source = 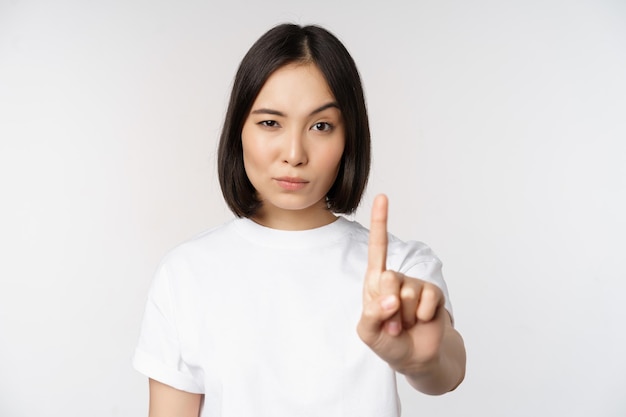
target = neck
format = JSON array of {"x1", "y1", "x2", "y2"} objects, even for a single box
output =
[{"x1": 251, "y1": 202, "x2": 338, "y2": 231}]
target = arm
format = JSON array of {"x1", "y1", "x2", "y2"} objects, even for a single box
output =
[
  {"x1": 400, "y1": 310, "x2": 466, "y2": 395},
  {"x1": 357, "y1": 194, "x2": 466, "y2": 395},
  {"x1": 148, "y1": 378, "x2": 203, "y2": 417}
]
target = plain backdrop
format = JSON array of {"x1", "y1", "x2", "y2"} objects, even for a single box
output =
[{"x1": 1, "y1": 0, "x2": 625, "y2": 416}]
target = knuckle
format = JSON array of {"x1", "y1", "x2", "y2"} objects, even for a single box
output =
[
  {"x1": 381, "y1": 270, "x2": 400, "y2": 284},
  {"x1": 421, "y1": 284, "x2": 442, "y2": 303},
  {"x1": 400, "y1": 285, "x2": 417, "y2": 301},
  {"x1": 380, "y1": 271, "x2": 393, "y2": 282}
]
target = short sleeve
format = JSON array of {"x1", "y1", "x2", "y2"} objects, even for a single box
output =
[
  {"x1": 389, "y1": 239, "x2": 455, "y2": 323},
  {"x1": 132, "y1": 263, "x2": 204, "y2": 393},
  {"x1": 404, "y1": 258, "x2": 454, "y2": 321}
]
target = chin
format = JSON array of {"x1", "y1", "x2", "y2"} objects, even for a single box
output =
[{"x1": 264, "y1": 195, "x2": 326, "y2": 212}]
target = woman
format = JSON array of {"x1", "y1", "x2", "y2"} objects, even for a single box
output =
[{"x1": 134, "y1": 23, "x2": 465, "y2": 417}]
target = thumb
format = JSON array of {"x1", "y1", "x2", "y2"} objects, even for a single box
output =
[{"x1": 357, "y1": 295, "x2": 400, "y2": 344}]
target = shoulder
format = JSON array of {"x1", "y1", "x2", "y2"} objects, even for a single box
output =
[
  {"x1": 386, "y1": 234, "x2": 441, "y2": 269},
  {"x1": 340, "y1": 217, "x2": 370, "y2": 245},
  {"x1": 146, "y1": 220, "x2": 245, "y2": 300},
  {"x1": 342, "y1": 218, "x2": 441, "y2": 270},
  {"x1": 345, "y1": 217, "x2": 438, "y2": 255},
  {"x1": 151, "y1": 219, "x2": 243, "y2": 286},
  {"x1": 162, "y1": 220, "x2": 238, "y2": 263}
]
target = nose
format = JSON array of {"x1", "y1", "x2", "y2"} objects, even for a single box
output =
[{"x1": 283, "y1": 130, "x2": 308, "y2": 166}]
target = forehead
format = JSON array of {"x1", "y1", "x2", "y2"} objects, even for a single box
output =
[{"x1": 252, "y1": 63, "x2": 337, "y2": 112}]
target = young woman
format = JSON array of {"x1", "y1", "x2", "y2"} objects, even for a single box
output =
[{"x1": 134, "y1": 23, "x2": 466, "y2": 417}]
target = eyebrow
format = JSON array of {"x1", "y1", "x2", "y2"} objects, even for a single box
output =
[{"x1": 250, "y1": 101, "x2": 340, "y2": 117}]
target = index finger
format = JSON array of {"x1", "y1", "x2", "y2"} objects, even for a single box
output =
[{"x1": 367, "y1": 194, "x2": 389, "y2": 273}]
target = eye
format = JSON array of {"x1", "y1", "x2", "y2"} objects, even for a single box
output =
[
  {"x1": 311, "y1": 122, "x2": 333, "y2": 132},
  {"x1": 259, "y1": 120, "x2": 279, "y2": 128}
]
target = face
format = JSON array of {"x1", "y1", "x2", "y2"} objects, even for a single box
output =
[{"x1": 241, "y1": 63, "x2": 345, "y2": 230}]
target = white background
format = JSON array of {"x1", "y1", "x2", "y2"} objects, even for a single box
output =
[{"x1": 1, "y1": 0, "x2": 625, "y2": 416}]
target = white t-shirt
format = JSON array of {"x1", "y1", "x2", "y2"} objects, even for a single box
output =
[{"x1": 133, "y1": 216, "x2": 452, "y2": 417}]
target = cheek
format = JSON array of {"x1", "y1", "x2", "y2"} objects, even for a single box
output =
[
  {"x1": 324, "y1": 142, "x2": 345, "y2": 173},
  {"x1": 315, "y1": 145, "x2": 344, "y2": 191}
]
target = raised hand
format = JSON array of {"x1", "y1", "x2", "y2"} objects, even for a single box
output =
[{"x1": 356, "y1": 194, "x2": 447, "y2": 375}]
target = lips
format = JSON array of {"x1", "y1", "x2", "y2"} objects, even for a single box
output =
[{"x1": 274, "y1": 176, "x2": 309, "y2": 191}]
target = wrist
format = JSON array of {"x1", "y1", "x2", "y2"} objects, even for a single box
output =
[
  {"x1": 398, "y1": 347, "x2": 465, "y2": 395},
  {"x1": 390, "y1": 350, "x2": 442, "y2": 377}
]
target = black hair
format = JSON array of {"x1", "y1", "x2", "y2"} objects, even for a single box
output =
[{"x1": 218, "y1": 23, "x2": 370, "y2": 217}]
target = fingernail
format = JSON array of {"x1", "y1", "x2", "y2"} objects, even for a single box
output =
[{"x1": 381, "y1": 296, "x2": 397, "y2": 310}]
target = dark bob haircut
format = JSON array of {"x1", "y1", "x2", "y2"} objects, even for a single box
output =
[{"x1": 218, "y1": 23, "x2": 371, "y2": 217}]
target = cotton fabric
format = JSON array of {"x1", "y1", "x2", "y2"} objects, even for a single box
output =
[{"x1": 133, "y1": 216, "x2": 452, "y2": 416}]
